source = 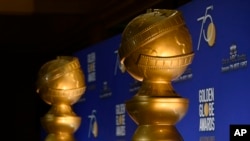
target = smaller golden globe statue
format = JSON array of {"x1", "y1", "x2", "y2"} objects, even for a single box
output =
[
  {"x1": 119, "y1": 9, "x2": 194, "y2": 141},
  {"x1": 36, "y1": 56, "x2": 86, "y2": 141}
]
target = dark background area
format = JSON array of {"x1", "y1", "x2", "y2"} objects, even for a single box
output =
[{"x1": 3, "y1": 0, "x2": 191, "y2": 140}]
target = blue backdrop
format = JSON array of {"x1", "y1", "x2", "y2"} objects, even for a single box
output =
[{"x1": 72, "y1": 0, "x2": 250, "y2": 141}]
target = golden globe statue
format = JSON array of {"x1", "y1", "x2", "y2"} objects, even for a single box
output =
[
  {"x1": 118, "y1": 9, "x2": 194, "y2": 140},
  {"x1": 36, "y1": 56, "x2": 86, "y2": 141}
]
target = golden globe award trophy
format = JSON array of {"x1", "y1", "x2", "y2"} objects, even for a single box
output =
[
  {"x1": 118, "y1": 9, "x2": 194, "y2": 140},
  {"x1": 36, "y1": 56, "x2": 86, "y2": 141}
]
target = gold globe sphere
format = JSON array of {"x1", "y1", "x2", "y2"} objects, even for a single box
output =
[
  {"x1": 37, "y1": 56, "x2": 86, "y2": 105},
  {"x1": 119, "y1": 9, "x2": 194, "y2": 82}
]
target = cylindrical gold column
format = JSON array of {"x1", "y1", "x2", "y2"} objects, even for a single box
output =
[
  {"x1": 119, "y1": 9, "x2": 194, "y2": 140},
  {"x1": 36, "y1": 56, "x2": 86, "y2": 141}
]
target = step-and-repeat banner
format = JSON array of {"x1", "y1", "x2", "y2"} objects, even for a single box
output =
[{"x1": 72, "y1": 0, "x2": 249, "y2": 140}]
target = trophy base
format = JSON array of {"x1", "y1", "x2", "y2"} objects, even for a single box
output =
[
  {"x1": 132, "y1": 125, "x2": 183, "y2": 141},
  {"x1": 41, "y1": 115, "x2": 81, "y2": 141},
  {"x1": 45, "y1": 133, "x2": 75, "y2": 141},
  {"x1": 126, "y1": 96, "x2": 188, "y2": 141}
]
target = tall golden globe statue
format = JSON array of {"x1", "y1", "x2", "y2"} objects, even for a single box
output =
[
  {"x1": 36, "y1": 56, "x2": 86, "y2": 141},
  {"x1": 118, "y1": 9, "x2": 194, "y2": 140}
]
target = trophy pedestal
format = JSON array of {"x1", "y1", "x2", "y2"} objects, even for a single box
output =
[
  {"x1": 133, "y1": 125, "x2": 183, "y2": 141},
  {"x1": 41, "y1": 114, "x2": 81, "y2": 141},
  {"x1": 126, "y1": 88, "x2": 188, "y2": 141}
]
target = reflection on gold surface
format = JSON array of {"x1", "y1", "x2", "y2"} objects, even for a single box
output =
[
  {"x1": 119, "y1": 9, "x2": 194, "y2": 141},
  {"x1": 36, "y1": 56, "x2": 86, "y2": 141}
]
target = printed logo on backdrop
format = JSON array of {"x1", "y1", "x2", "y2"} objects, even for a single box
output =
[
  {"x1": 116, "y1": 104, "x2": 126, "y2": 137},
  {"x1": 77, "y1": 52, "x2": 97, "y2": 102},
  {"x1": 197, "y1": 5, "x2": 216, "y2": 51},
  {"x1": 88, "y1": 109, "x2": 98, "y2": 138},
  {"x1": 221, "y1": 44, "x2": 248, "y2": 72},
  {"x1": 87, "y1": 52, "x2": 96, "y2": 82},
  {"x1": 99, "y1": 81, "x2": 112, "y2": 98},
  {"x1": 199, "y1": 87, "x2": 215, "y2": 140},
  {"x1": 87, "y1": 52, "x2": 97, "y2": 92},
  {"x1": 173, "y1": 67, "x2": 193, "y2": 83},
  {"x1": 114, "y1": 50, "x2": 126, "y2": 75}
]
